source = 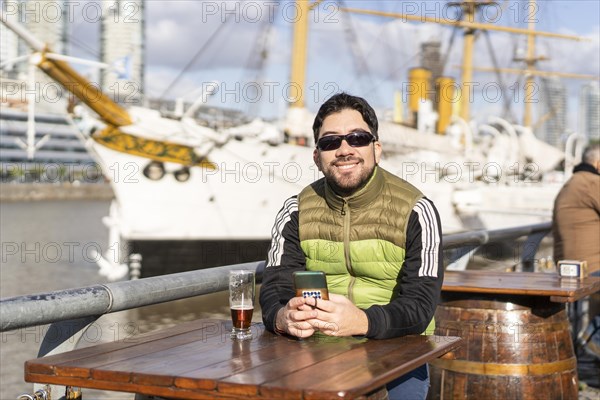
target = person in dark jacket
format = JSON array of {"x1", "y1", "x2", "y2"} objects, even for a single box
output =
[
  {"x1": 259, "y1": 93, "x2": 443, "y2": 400},
  {"x1": 553, "y1": 144, "x2": 600, "y2": 363}
]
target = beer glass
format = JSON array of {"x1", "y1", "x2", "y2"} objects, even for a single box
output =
[{"x1": 229, "y1": 270, "x2": 255, "y2": 340}]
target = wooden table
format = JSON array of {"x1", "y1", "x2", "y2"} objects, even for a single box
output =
[
  {"x1": 429, "y1": 270, "x2": 600, "y2": 400},
  {"x1": 25, "y1": 319, "x2": 462, "y2": 400},
  {"x1": 441, "y1": 270, "x2": 600, "y2": 303}
]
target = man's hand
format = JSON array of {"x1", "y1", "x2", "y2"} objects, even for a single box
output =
[
  {"x1": 307, "y1": 293, "x2": 369, "y2": 336},
  {"x1": 275, "y1": 297, "x2": 319, "y2": 338}
]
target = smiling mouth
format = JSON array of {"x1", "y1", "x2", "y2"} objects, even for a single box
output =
[
  {"x1": 336, "y1": 163, "x2": 357, "y2": 170},
  {"x1": 332, "y1": 157, "x2": 362, "y2": 170}
]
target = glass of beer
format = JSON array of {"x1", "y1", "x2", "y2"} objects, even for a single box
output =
[{"x1": 229, "y1": 270, "x2": 255, "y2": 340}]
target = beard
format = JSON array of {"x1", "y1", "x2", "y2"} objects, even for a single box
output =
[{"x1": 323, "y1": 156, "x2": 376, "y2": 197}]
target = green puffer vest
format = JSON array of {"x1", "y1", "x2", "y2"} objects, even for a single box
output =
[{"x1": 298, "y1": 167, "x2": 434, "y2": 333}]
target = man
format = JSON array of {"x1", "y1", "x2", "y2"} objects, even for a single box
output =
[
  {"x1": 553, "y1": 144, "x2": 600, "y2": 362},
  {"x1": 259, "y1": 93, "x2": 443, "y2": 399}
]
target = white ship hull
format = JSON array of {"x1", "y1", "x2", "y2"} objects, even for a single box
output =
[
  {"x1": 452, "y1": 182, "x2": 563, "y2": 230},
  {"x1": 92, "y1": 137, "x2": 319, "y2": 241}
]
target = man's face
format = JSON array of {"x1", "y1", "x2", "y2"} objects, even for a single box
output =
[{"x1": 313, "y1": 109, "x2": 382, "y2": 196}]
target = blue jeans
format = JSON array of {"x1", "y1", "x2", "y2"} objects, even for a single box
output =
[{"x1": 386, "y1": 364, "x2": 429, "y2": 400}]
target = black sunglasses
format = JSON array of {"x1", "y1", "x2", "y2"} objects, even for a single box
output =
[{"x1": 316, "y1": 131, "x2": 375, "y2": 151}]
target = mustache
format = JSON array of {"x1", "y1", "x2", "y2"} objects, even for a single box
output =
[{"x1": 331, "y1": 156, "x2": 363, "y2": 166}]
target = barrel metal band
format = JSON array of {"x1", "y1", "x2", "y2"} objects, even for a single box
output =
[{"x1": 430, "y1": 357, "x2": 577, "y2": 376}]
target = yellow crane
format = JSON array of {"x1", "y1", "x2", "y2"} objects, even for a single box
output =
[{"x1": 0, "y1": 10, "x2": 215, "y2": 169}]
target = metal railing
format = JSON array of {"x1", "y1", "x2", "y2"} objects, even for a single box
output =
[
  {"x1": 1, "y1": 261, "x2": 265, "y2": 332},
  {"x1": 1, "y1": 222, "x2": 552, "y2": 333},
  {"x1": 444, "y1": 221, "x2": 552, "y2": 271}
]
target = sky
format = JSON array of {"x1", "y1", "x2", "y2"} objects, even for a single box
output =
[{"x1": 11, "y1": 0, "x2": 600, "y2": 131}]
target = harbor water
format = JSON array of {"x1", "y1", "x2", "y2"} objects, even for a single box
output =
[{"x1": 0, "y1": 199, "x2": 251, "y2": 400}]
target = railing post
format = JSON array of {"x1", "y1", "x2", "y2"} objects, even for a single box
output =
[
  {"x1": 446, "y1": 245, "x2": 480, "y2": 271},
  {"x1": 520, "y1": 230, "x2": 551, "y2": 272},
  {"x1": 33, "y1": 316, "x2": 99, "y2": 400},
  {"x1": 38, "y1": 316, "x2": 99, "y2": 357}
]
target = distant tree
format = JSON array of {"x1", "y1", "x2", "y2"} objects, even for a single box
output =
[{"x1": 9, "y1": 165, "x2": 25, "y2": 183}]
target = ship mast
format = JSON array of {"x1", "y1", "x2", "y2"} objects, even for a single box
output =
[
  {"x1": 458, "y1": 0, "x2": 478, "y2": 122},
  {"x1": 511, "y1": 0, "x2": 548, "y2": 128},
  {"x1": 524, "y1": 0, "x2": 537, "y2": 127},
  {"x1": 469, "y1": 0, "x2": 597, "y2": 128},
  {"x1": 289, "y1": 0, "x2": 311, "y2": 109},
  {"x1": 343, "y1": 1, "x2": 585, "y2": 123}
]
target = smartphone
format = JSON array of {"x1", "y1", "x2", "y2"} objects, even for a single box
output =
[{"x1": 293, "y1": 271, "x2": 329, "y2": 300}]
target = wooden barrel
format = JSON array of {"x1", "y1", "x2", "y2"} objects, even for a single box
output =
[{"x1": 429, "y1": 295, "x2": 578, "y2": 400}]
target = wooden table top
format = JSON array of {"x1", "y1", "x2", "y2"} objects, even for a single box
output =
[
  {"x1": 442, "y1": 270, "x2": 600, "y2": 303},
  {"x1": 25, "y1": 319, "x2": 462, "y2": 400}
]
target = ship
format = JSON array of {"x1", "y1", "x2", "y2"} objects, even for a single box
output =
[{"x1": 0, "y1": 1, "x2": 594, "y2": 278}]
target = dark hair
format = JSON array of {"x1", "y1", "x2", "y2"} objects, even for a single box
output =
[{"x1": 312, "y1": 93, "x2": 378, "y2": 143}]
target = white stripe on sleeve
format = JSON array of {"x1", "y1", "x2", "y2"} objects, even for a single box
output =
[
  {"x1": 266, "y1": 197, "x2": 298, "y2": 268},
  {"x1": 413, "y1": 198, "x2": 441, "y2": 277}
]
